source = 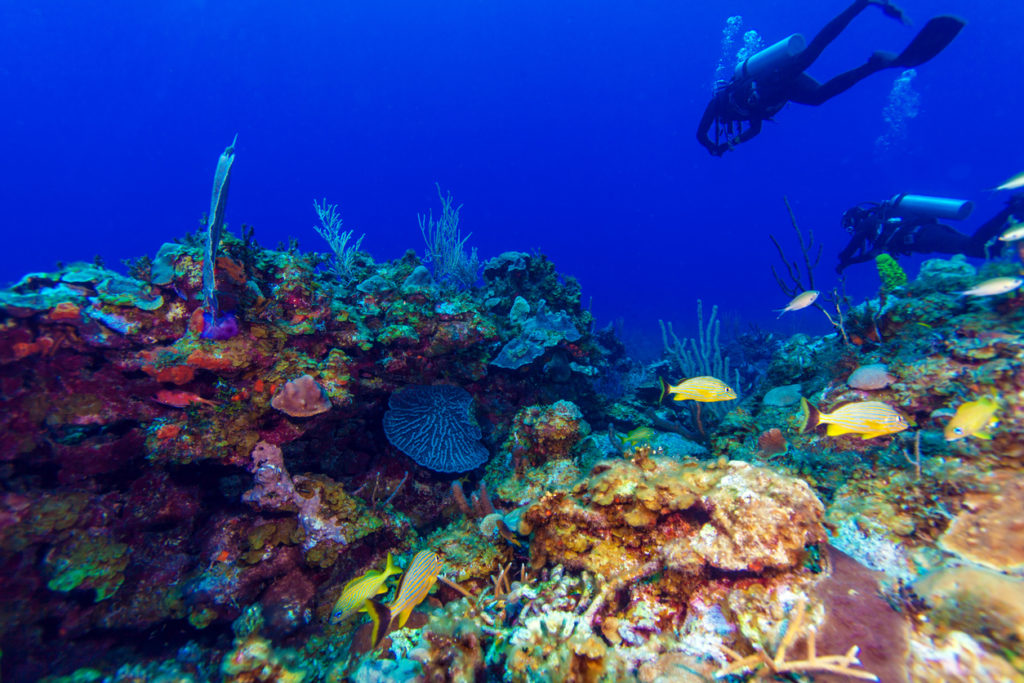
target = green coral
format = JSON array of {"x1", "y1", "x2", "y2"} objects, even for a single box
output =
[
  {"x1": 875, "y1": 253, "x2": 908, "y2": 293},
  {"x1": 44, "y1": 529, "x2": 129, "y2": 601}
]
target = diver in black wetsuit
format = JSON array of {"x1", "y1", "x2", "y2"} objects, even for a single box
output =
[
  {"x1": 835, "y1": 194, "x2": 1024, "y2": 273},
  {"x1": 697, "y1": 0, "x2": 965, "y2": 156}
]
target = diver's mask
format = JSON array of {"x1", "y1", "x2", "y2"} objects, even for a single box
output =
[{"x1": 841, "y1": 208, "x2": 863, "y2": 234}]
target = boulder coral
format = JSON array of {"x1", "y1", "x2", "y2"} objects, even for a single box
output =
[
  {"x1": 522, "y1": 454, "x2": 826, "y2": 586},
  {"x1": 505, "y1": 399, "x2": 591, "y2": 470}
]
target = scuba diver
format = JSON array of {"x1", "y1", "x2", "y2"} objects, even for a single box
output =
[
  {"x1": 697, "y1": 0, "x2": 965, "y2": 156},
  {"x1": 835, "y1": 194, "x2": 1024, "y2": 273}
]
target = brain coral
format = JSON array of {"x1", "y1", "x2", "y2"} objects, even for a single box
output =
[{"x1": 383, "y1": 384, "x2": 489, "y2": 473}]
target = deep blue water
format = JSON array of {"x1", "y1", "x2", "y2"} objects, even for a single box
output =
[{"x1": 2, "y1": 0, "x2": 1021, "y2": 354}]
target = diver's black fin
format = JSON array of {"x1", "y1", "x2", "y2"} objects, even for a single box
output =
[
  {"x1": 893, "y1": 16, "x2": 965, "y2": 68},
  {"x1": 873, "y1": 0, "x2": 909, "y2": 26}
]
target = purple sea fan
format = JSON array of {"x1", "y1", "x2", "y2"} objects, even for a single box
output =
[
  {"x1": 383, "y1": 384, "x2": 489, "y2": 473},
  {"x1": 200, "y1": 311, "x2": 239, "y2": 340}
]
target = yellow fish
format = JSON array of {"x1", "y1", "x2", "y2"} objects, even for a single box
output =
[
  {"x1": 998, "y1": 220, "x2": 1024, "y2": 242},
  {"x1": 367, "y1": 550, "x2": 442, "y2": 647},
  {"x1": 800, "y1": 397, "x2": 908, "y2": 439},
  {"x1": 944, "y1": 396, "x2": 1000, "y2": 441},
  {"x1": 775, "y1": 290, "x2": 819, "y2": 318},
  {"x1": 622, "y1": 426, "x2": 656, "y2": 447},
  {"x1": 992, "y1": 170, "x2": 1024, "y2": 192},
  {"x1": 958, "y1": 277, "x2": 1024, "y2": 297},
  {"x1": 661, "y1": 376, "x2": 737, "y2": 403},
  {"x1": 329, "y1": 553, "x2": 401, "y2": 624}
]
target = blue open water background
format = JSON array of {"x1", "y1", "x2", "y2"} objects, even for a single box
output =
[{"x1": 2, "y1": 0, "x2": 1021, "y2": 353}]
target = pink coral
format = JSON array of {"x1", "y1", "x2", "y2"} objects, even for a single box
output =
[
  {"x1": 242, "y1": 441, "x2": 348, "y2": 550},
  {"x1": 242, "y1": 442, "x2": 296, "y2": 510},
  {"x1": 757, "y1": 428, "x2": 788, "y2": 457},
  {"x1": 847, "y1": 364, "x2": 896, "y2": 390},
  {"x1": 270, "y1": 375, "x2": 331, "y2": 417}
]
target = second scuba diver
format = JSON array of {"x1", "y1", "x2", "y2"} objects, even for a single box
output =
[{"x1": 835, "y1": 194, "x2": 1024, "y2": 273}]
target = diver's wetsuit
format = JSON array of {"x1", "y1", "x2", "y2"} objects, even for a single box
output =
[
  {"x1": 697, "y1": 0, "x2": 965, "y2": 156},
  {"x1": 835, "y1": 196, "x2": 1024, "y2": 273}
]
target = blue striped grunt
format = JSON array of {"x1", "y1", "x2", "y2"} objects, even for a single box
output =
[
  {"x1": 800, "y1": 397, "x2": 908, "y2": 439},
  {"x1": 329, "y1": 552, "x2": 401, "y2": 624},
  {"x1": 661, "y1": 376, "x2": 737, "y2": 403},
  {"x1": 367, "y1": 550, "x2": 443, "y2": 647}
]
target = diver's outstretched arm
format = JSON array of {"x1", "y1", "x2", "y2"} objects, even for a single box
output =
[
  {"x1": 836, "y1": 232, "x2": 872, "y2": 273},
  {"x1": 836, "y1": 250, "x2": 878, "y2": 273}
]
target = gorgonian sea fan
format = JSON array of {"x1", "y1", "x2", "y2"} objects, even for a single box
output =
[{"x1": 383, "y1": 384, "x2": 489, "y2": 473}]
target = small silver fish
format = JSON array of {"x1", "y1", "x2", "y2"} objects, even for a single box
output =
[
  {"x1": 775, "y1": 290, "x2": 819, "y2": 317},
  {"x1": 958, "y1": 277, "x2": 1024, "y2": 297},
  {"x1": 992, "y1": 170, "x2": 1024, "y2": 192},
  {"x1": 998, "y1": 221, "x2": 1024, "y2": 242}
]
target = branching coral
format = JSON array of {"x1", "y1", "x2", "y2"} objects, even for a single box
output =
[{"x1": 717, "y1": 596, "x2": 879, "y2": 681}]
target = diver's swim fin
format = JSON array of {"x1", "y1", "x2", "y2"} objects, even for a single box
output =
[
  {"x1": 893, "y1": 16, "x2": 965, "y2": 68},
  {"x1": 872, "y1": 0, "x2": 909, "y2": 26}
]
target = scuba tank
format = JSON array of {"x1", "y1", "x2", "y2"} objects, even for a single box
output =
[
  {"x1": 887, "y1": 194, "x2": 974, "y2": 221},
  {"x1": 735, "y1": 34, "x2": 806, "y2": 80}
]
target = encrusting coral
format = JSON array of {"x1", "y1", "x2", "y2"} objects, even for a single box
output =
[{"x1": 522, "y1": 453, "x2": 826, "y2": 578}]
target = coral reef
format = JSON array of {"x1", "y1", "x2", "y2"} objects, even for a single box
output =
[{"x1": 3, "y1": 222, "x2": 1023, "y2": 683}]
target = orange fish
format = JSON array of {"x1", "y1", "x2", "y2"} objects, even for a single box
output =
[{"x1": 154, "y1": 390, "x2": 217, "y2": 408}]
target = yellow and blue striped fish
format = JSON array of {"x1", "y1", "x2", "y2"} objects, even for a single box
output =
[
  {"x1": 660, "y1": 376, "x2": 737, "y2": 403},
  {"x1": 367, "y1": 550, "x2": 442, "y2": 647},
  {"x1": 800, "y1": 397, "x2": 908, "y2": 439},
  {"x1": 329, "y1": 552, "x2": 401, "y2": 624}
]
